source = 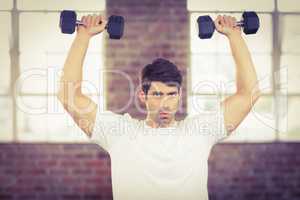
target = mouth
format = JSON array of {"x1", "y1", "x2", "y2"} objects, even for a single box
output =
[{"x1": 159, "y1": 112, "x2": 170, "y2": 119}]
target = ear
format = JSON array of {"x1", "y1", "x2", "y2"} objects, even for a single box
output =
[
  {"x1": 138, "y1": 89, "x2": 147, "y2": 104},
  {"x1": 178, "y1": 87, "x2": 182, "y2": 98}
]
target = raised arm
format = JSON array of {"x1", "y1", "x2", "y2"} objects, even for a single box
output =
[
  {"x1": 57, "y1": 14, "x2": 107, "y2": 137},
  {"x1": 214, "y1": 15, "x2": 261, "y2": 135}
]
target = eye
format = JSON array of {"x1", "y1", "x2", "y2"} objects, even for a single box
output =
[
  {"x1": 153, "y1": 92, "x2": 162, "y2": 96},
  {"x1": 169, "y1": 93, "x2": 178, "y2": 97}
]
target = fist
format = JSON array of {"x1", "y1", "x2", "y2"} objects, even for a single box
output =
[
  {"x1": 77, "y1": 14, "x2": 108, "y2": 38},
  {"x1": 214, "y1": 15, "x2": 241, "y2": 37}
]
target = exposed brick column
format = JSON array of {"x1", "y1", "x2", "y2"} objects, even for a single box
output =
[{"x1": 105, "y1": 0, "x2": 188, "y2": 120}]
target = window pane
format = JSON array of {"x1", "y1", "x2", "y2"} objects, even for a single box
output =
[
  {"x1": 19, "y1": 12, "x2": 104, "y2": 94},
  {"x1": 2, "y1": 0, "x2": 13, "y2": 10},
  {"x1": 17, "y1": 0, "x2": 105, "y2": 11},
  {"x1": 20, "y1": 12, "x2": 74, "y2": 53},
  {"x1": 279, "y1": 96, "x2": 300, "y2": 141},
  {"x1": 187, "y1": 0, "x2": 274, "y2": 11},
  {"x1": 188, "y1": 95, "x2": 221, "y2": 116},
  {"x1": 47, "y1": 53, "x2": 103, "y2": 95},
  {"x1": 278, "y1": 0, "x2": 300, "y2": 12},
  {"x1": 16, "y1": 96, "x2": 105, "y2": 142},
  {"x1": 0, "y1": 12, "x2": 11, "y2": 52},
  {"x1": 0, "y1": 97, "x2": 13, "y2": 141},
  {"x1": 189, "y1": 95, "x2": 276, "y2": 142},
  {"x1": 280, "y1": 55, "x2": 300, "y2": 93},
  {"x1": 223, "y1": 96, "x2": 276, "y2": 142},
  {"x1": 191, "y1": 54, "x2": 272, "y2": 94},
  {"x1": 0, "y1": 53, "x2": 10, "y2": 94},
  {"x1": 0, "y1": 12, "x2": 11, "y2": 94},
  {"x1": 17, "y1": 67, "x2": 48, "y2": 94},
  {"x1": 19, "y1": 12, "x2": 104, "y2": 53},
  {"x1": 191, "y1": 13, "x2": 272, "y2": 54},
  {"x1": 281, "y1": 15, "x2": 300, "y2": 54},
  {"x1": 188, "y1": 95, "x2": 276, "y2": 142},
  {"x1": 19, "y1": 52, "x2": 103, "y2": 94}
]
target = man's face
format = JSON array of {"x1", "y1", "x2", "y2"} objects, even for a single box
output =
[{"x1": 139, "y1": 81, "x2": 181, "y2": 126}]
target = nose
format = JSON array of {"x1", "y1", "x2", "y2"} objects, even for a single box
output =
[{"x1": 159, "y1": 105, "x2": 171, "y2": 113}]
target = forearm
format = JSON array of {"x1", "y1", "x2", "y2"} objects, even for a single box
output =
[
  {"x1": 229, "y1": 34, "x2": 260, "y2": 95},
  {"x1": 59, "y1": 34, "x2": 90, "y2": 96}
]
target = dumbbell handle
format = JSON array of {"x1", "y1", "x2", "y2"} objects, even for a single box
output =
[
  {"x1": 215, "y1": 19, "x2": 243, "y2": 27},
  {"x1": 76, "y1": 20, "x2": 108, "y2": 29},
  {"x1": 76, "y1": 20, "x2": 84, "y2": 25},
  {"x1": 235, "y1": 20, "x2": 244, "y2": 27}
]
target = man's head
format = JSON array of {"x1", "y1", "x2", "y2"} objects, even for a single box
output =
[{"x1": 138, "y1": 58, "x2": 182, "y2": 127}]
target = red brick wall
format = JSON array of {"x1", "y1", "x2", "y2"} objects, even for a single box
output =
[
  {"x1": 0, "y1": 144, "x2": 112, "y2": 200},
  {"x1": 1, "y1": 143, "x2": 300, "y2": 200},
  {"x1": 208, "y1": 143, "x2": 300, "y2": 200}
]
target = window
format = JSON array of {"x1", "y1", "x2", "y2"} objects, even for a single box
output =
[
  {"x1": 0, "y1": 4, "x2": 12, "y2": 142},
  {"x1": 0, "y1": 12, "x2": 11, "y2": 94},
  {"x1": 188, "y1": 0, "x2": 300, "y2": 142},
  {"x1": 278, "y1": 14, "x2": 300, "y2": 140},
  {"x1": 187, "y1": 0, "x2": 274, "y2": 12},
  {"x1": 17, "y1": 0, "x2": 105, "y2": 11},
  {"x1": 278, "y1": 0, "x2": 300, "y2": 12},
  {"x1": 0, "y1": 98, "x2": 13, "y2": 142},
  {"x1": 0, "y1": 0, "x2": 106, "y2": 142},
  {"x1": 2, "y1": 0, "x2": 13, "y2": 10}
]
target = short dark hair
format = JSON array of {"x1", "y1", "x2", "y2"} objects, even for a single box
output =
[{"x1": 141, "y1": 58, "x2": 182, "y2": 96}]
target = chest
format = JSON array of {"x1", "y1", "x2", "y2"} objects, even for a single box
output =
[{"x1": 111, "y1": 132, "x2": 211, "y2": 180}]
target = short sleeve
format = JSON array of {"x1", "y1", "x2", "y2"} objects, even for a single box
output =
[
  {"x1": 89, "y1": 109, "x2": 132, "y2": 152},
  {"x1": 186, "y1": 103, "x2": 228, "y2": 146}
]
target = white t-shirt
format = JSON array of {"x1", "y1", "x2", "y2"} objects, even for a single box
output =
[{"x1": 89, "y1": 106, "x2": 228, "y2": 200}]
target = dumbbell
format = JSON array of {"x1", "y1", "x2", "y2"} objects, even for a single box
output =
[
  {"x1": 197, "y1": 11, "x2": 260, "y2": 39},
  {"x1": 59, "y1": 10, "x2": 125, "y2": 39}
]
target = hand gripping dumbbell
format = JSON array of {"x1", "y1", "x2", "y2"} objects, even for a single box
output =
[
  {"x1": 59, "y1": 10, "x2": 125, "y2": 39},
  {"x1": 197, "y1": 11, "x2": 260, "y2": 39}
]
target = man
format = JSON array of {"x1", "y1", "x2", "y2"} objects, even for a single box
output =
[{"x1": 58, "y1": 14, "x2": 261, "y2": 200}]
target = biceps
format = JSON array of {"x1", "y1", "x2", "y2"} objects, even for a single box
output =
[{"x1": 221, "y1": 93, "x2": 260, "y2": 134}]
